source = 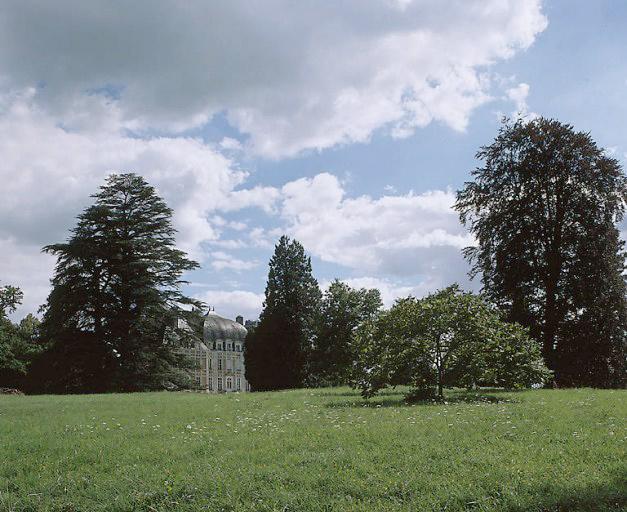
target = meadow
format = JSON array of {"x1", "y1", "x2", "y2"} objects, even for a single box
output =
[{"x1": 0, "y1": 387, "x2": 625, "y2": 512}]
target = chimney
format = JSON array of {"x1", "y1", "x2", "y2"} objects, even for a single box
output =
[{"x1": 236, "y1": 315, "x2": 244, "y2": 325}]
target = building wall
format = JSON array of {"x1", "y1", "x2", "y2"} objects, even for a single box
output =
[{"x1": 186, "y1": 340, "x2": 250, "y2": 393}]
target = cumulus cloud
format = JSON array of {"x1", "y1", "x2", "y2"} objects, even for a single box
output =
[
  {"x1": 211, "y1": 252, "x2": 259, "y2": 272},
  {"x1": 280, "y1": 173, "x2": 473, "y2": 279},
  {"x1": 195, "y1": 289, "x2": 264, "y2": 323},
  {"x1": 0, "y1": 89, "x2": 260, "y2": 316},
  {"x1": 505, "y1": 82, "x2": 538, "y2": 119},
  {"x1": 0, "y1": 0, "x2": 547, "y2": 158}
]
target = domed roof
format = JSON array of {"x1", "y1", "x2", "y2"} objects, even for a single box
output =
[{"x1": 203, "y1": 312, "x2": 247, "y2": 343}]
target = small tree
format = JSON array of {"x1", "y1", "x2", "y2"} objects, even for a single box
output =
[
  {"x1": 354, "y1": 285, "x2": 550, "y2": 400},
  {"x1": 310, "y1": 280, "x2": 382, "y2": 386},
  {"x1": 245, "y1": 236, "x2": 321, "y2": 390},
  {"x1": 0, "y1": 284, "x2": 41, "y2": 389}
]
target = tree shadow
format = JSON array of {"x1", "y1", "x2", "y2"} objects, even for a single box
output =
[
  {"x1": 476, "y1": 471, "x2": 627, "y2": 512},
  {"x1": 314, "y1": 388, "x2": 405, "y2": 398},
  {"x1": 324, "y1": 389, "x2": 517, "y2": 409}
]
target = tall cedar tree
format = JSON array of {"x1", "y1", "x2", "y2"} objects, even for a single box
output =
[
  {"x1": 34, "y1": 173, "x2": 199, "y2": 393},
  {"x1": 245, "y1": 236, "x2": 321, "y2": 390},
  {"x1": 310, "y1": 280, "x2": 382, "y2": 386},
  {"x1": 455, "y1": 118, "x2": 627, "y2": 387}
]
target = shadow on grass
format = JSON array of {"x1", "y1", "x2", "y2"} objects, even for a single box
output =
[
  {"x1": 494, "y1": 471, "x2": 627, "y2": 512},
  {"x1": 314, "y1": 389, "x2": 405, "y2": 398},
  {"x1": 325, "y1": 389, "x2": 518, "y2": 409}
]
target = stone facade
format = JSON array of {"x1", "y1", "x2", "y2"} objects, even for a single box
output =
[{"x1": 180, "y1": 311, "x2": 250, "y2": 393}]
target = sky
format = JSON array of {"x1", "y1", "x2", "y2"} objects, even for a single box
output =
[{"x1": 1, "y1": 0, "x2": 627, "y2": 322}]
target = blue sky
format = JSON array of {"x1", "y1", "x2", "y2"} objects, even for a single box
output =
[{"x1": 1, "y1": 0, "x2": 626, "y2": 321}]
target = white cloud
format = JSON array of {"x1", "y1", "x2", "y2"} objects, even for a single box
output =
[
  {"x1": 0, "y1": 0, "x2": 547, "y2": 158},
  {"x1": 195, "y1": 290, "x2": 264, "y2": 323},
  {"x1": 0, "y1": 89, "x2": 263, "y2": 316},
  {"x1": 211, "y1": 252, "x2": 259, "y2": 272},
  {"x1": 279, "y1": 173, "x2": 473, "y2": 279},
  {"x1": 0, "y1": 237, "x2": 55, "y2": 320},
  {"x1": 505, "y1": 82, "x2": 538, "y2": 119}
]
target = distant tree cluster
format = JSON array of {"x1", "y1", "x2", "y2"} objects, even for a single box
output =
[
  {"x1": 245, "y1": 239, "x2": 382, "y2": 391},
  {"x1": 0, "y1": 284, "x2": 41, "y2": 389}
]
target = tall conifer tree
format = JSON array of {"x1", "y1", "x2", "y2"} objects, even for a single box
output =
[
  {"x1": 245, "y1": 236, "x2": 321, "y2": 390},
  {"x1": 35, "y1": 173, "x2": 199, "y2": 392}
]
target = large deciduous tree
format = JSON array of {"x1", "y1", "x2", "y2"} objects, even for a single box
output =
[
  {"x1": 354, "y1": 285, "x2": 550, "y2": 400},
  {"x1": 34, "y1": 173, "x2": 199, "y2": 393},
  {"x1": 245, "y1": 236, "x2": 321, "y2": 390},
  {"x1": 455, "y1": 118, "x2": 627, "y2": 387},
  {"x1": 310, "y1": 280, "x2": 382, "y2": 386}
]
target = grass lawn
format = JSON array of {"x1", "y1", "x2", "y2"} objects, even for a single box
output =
[{"x1": 0, "y1": 387, "x2": 625, "y2": 512}]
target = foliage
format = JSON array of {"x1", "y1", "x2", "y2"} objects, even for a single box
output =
[
  {"x1": 455, "y1": 117, "x2": 627, "y2": 387},
  {"x1": 0, "y1": 284, "x2": 42, "y2": 388},
  {"x1": 34, "y1": 173, "x2": 199, "y2": 393},
  {"x1": 0, "y1": 387, "x2": 625, "y2": 511},
  {"x1": 245, "y1": 236, "x2": 321, "y2": 390},
  {"x1": 0, "y1": 284, "x2": 23, "y2": 316},
  {"x1": 310, "y1": 280, "x2": 382, "y2": 386},
  {"x1": 353, "y1": 285, "x2": 550, "y2": 399}
]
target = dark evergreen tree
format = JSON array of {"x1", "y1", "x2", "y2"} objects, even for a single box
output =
[
  {"x1": 310, "y1": 280, "x2": 382, "y2": 386},
  {"x1": 34, "y1": 173, "x2": 200, "y2": 393},
  {"x1": 455, "y1": 118, "x2": 627, "y2": 387},
  {"x1": 245, "y1": 236, "x2": 321, "y2": 390}
]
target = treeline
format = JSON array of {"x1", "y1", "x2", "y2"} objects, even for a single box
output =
[
  {"x1": 1, "y1": 117, "x2": 626, "y2": 395},
  {"x1": 246, "y1": 118, "x2": 627, "y2": 395}
]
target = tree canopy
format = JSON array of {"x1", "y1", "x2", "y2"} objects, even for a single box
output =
[
  {"x1": 354, "y1": 285, "x2": 550, "y2": 400},
  {"x1": 0, "y1": 284, "x2": 41, "y2": 389},
  {"x1": 245, "y1": 236, "x2": 321, "y2": 390},
  {"x1": 33, "y1": 173, "x2": 199, "y2": 393},
  {"x1": 310, "y1": 280, "x2": 382, "y2": 386},
  {"x1": 455, "y1": 118, "x2": 627, "y2": 387}
]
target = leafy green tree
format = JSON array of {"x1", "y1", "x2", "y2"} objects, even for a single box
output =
[
  {"x1": 0, "y1": 284, "x2": 41, "y2": 388},
  {"x1": 354, "y1": 285, "x2": 550, "y2": 400},
  {"x1": 0, "y1": 284, "x2": 23, "y2": 315},
  {"x1": 310, "y1": 280, "x2": 382, "y2": 386},
  {"x1": 35, "y1": 173, "x2": 199, "y2": 393},
  {"x1": 455, "y1": 118, "x2": 627, "y2": 387},
  {"x1": 245, "y1": 236, "x2": 321, "y2": 390}
]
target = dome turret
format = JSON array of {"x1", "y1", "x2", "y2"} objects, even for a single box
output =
[{"x1": 203, "y1": 311, "x2": 247, "y2": 343}]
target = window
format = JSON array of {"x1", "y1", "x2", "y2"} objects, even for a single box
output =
[
  {"x1": 226, "y1": 358, "x2": 232, "y2": 371},
  {"x1": 227, "y1": 342, "x2": 232, "y2": 351},
  {"x1": 208, "y1": 378, "x2": 213, "y2": 391},
  {"x1": 236, "y1": 344, "x2": 241, "y2": 352},
  {"x1": 236, "y1": 377, "x2": 241, "y2": 391},
  {"x1": 218, "y1": 358, "x2": 222, "y2": 370},
  {"x1": 217, "y1": 378, "x2": 223, "y2": 391},
  {"x1": 217, "y1": 342, "x2": 223, "y2": 351},
  {"x1": 226, "y1": 377, "x2": 232, "y2": 390},
  {"x1": 209, "y1": 357, "x2": 212, "y2": 370}
]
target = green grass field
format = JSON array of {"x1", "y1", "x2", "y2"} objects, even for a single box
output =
[{"x1": 0, "y1": 388, "x2": 625, "y2": 512}]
